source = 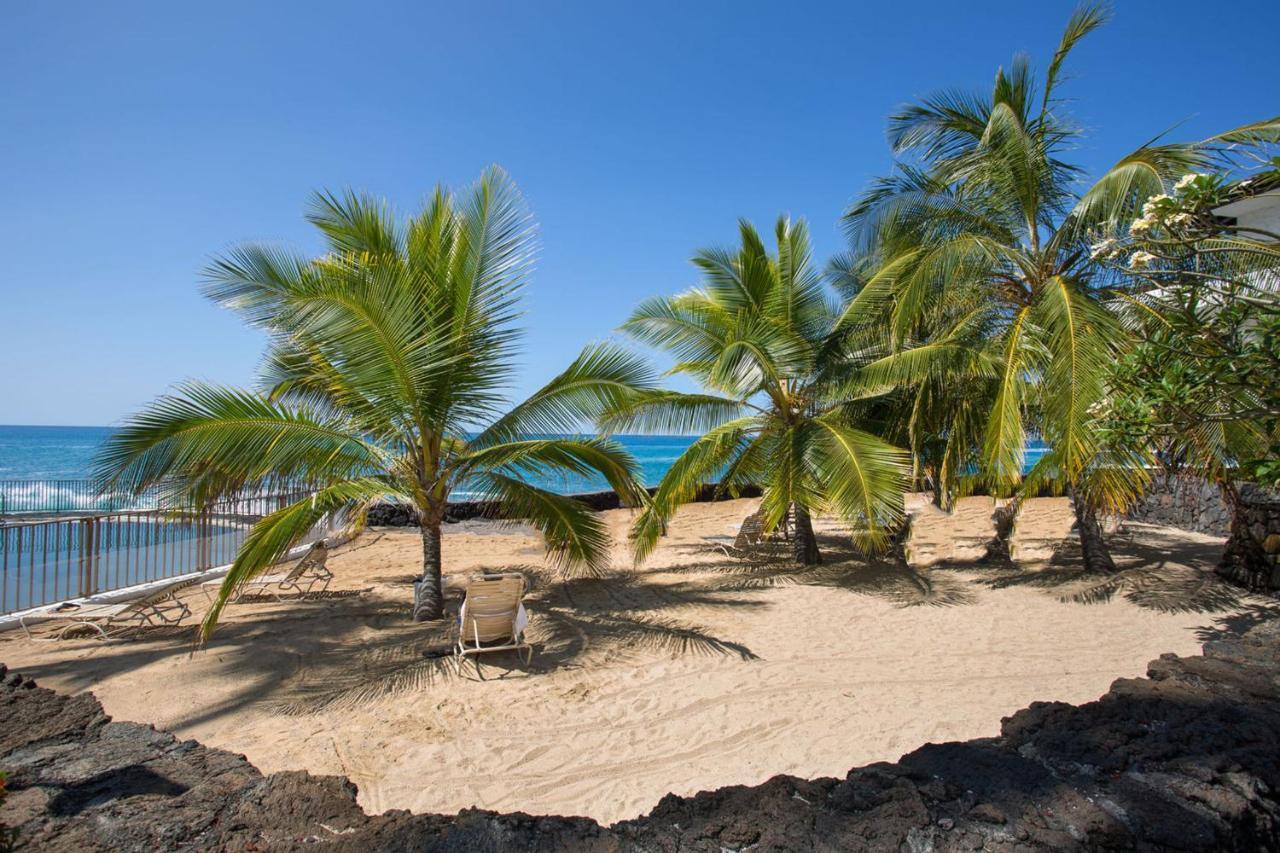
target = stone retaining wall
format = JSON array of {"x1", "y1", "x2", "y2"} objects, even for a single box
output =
[
  {"x1": 1125, "y1": 472, "x2": 1232, "y2": 536},
  {"x1": 369, "y1": 473, "x2": 1237, "y2": 538},
  {"x1": 365, "y1": 484, "x2": 762, "y2": 527},
  {"x1": 1218, "y1": 482, "x2": 1280, "y2": 596}
]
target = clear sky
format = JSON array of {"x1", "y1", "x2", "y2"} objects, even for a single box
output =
[{"x1": 2, "y1": 0, "x2": 1276, "y2": 426}]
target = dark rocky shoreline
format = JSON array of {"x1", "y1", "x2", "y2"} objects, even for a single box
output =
[{"x1": 3, "y1": 612, "x2": 1279, "y2": 850}]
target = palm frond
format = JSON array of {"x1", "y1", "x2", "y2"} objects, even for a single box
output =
[
  {"x1": 93, "y1": 382, "x2": 385, "y2": 503},
  {"x1": 306, "y1": 189, "x2": 403, "y2": 258},
  {"x1": 1066, "y1": 144, "x2": 1205, "y2": 234},
  {"x1": 202, "y1": 477, "x2": 400, "y2": 638},
  {"x1": 460, "y1": 436, "x2": 646, "y2": 507},
  {"x1": 599, "y1": 390, "x2": 748, "y2": 435},
  {"x1": 473, "y1": 473, "x2": 614, "y2": 577},
  {"x1": 812, "y1": 417, "x2": 909, "y2": 549},
  {"x1": 630, "y1": 417, "x2": 760, "y2": 562},
  {"x1": 476, "y1": 342, "x2": 657, "y2": 446},
  {"x1": 1030, "y1": 275, "x2": 1120, "y2": 481},
  {"x1": 1040, "y1": 3, "x2": 1109, "y2": 119}
]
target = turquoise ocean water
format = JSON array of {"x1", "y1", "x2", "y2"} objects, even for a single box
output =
[
  {"x1": 0, "y1": 424, "x2": 1049, "y2": 506},
  {"x1": 0, "y1": 425, "x2": 1046, "y2": 611},
  {"x1": 0, "y1": 426, "x2": 699, "y2": 507}
]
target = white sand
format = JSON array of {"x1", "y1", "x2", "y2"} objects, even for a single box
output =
[{"x1": 0, "y1": 499, "x2": 1258, "y2": 824}]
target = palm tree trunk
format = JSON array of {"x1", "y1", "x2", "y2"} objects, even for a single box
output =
[
  {"x1": 1070, "y1": 489, "x2": 1116, "y2": 574},
  {"x1": 792, "y1": 504, "x2": 821, "y2": 565},
  {"x1": 412, "y1": 514, "x2": 445, "y2": 621}
]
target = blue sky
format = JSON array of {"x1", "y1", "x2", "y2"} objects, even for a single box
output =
[{"x1": 2, "y1": 0, "x2": 1276, "y2": 426}]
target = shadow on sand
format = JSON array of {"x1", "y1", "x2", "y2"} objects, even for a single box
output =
[
  {"x1": 6, "y1": 558, "x2": 767, "y2": 721},
  {"x1": 6, "y1": 521, "x2": 1260, "y2": 725}
]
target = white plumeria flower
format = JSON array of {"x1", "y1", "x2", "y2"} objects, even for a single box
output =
[
  {"x1": 1128, "y1": 251, "x2": 1157, "y2": 269},
  {"x1": 1130, "y1": 216, "x2": 1155, "y2": 235},
  {"x1": 1090, "y1": 238, "x2": 1117, "y2": 260},
  {"x1": 1141, "y1": 194, "x2": 1173, "y2": 217},
  {"x1": 1174, "y1": 173, "x2": 1204, "y2": 191}
]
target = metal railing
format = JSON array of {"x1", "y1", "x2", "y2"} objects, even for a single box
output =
[
  {"x1": 0, "y1": 479, "x2": 161, "y2": 516},
  {"x1": 0, "y1": 491, "x2": 332, "y2": 616}
]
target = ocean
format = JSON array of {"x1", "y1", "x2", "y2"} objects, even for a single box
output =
[
  {"x1": 0, "y1": 424, "x2": 1047, "y2": 612},
  {"x1": 0, "y1": 424, "x2": 1050, "y2": 508},
  {"x1": 0, "y1": 426, "x2": 698, "y2": 508},
  {"x1": 0, "y1": 425, "x2": 115, "y2": 480}
]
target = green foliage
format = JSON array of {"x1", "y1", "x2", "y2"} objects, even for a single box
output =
[
  {"x1": 841, "y1": 2, "x2": 1276, "y2": 521},
  {"x1": 1099, "y1": 160, "x2": 1280, "y2": 489},
  {"x1": 95, "y1": 168, "x2": 651, "y2": 636},
  {"x1": 614, "y1": 217, "x2": 910, "y2": 562}
]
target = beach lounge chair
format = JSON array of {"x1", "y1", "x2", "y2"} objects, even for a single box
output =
[
  {"x1": 706, "y1": 509, "x2": 792, "y2": 558},
  {"x1": 455, "y1": 572, "x2": 532, "y2": 673},
  {"x1": 903, "y1": 502, "x2": 951, "y2": 567},
  {"x1": 202, "y1": 540, "x2": 332, "y2": 604},
  {"x1": 951, "y1": 496, "x2": 998, "y2": 561},
  {"x1": 1008, "y1": 497, "x2": 1075, "y2": 566},
  {"x1": 20, "y1": 577, "x2": 197, "y2": 640},
  {"x1": 903, "y1": 496, "x2": 997, "y2": 568}
]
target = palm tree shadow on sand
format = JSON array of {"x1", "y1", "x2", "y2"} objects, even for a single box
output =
[
  {"x1": 943, "y1": 524, "x2": 1251, "y2": 616},
  {"x1": 12, "y1": 556, "x2": 766, "y2": 722},
  {"x1": 666, "y1": 531, "x2": 978, "y2": 609},
  {"x1": 265, "y1": 564, "x2": 762, "y2": 715}
]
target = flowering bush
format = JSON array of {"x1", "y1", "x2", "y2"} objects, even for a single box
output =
[{"x1": 1097, "y1": 162, "x2": 1280, "y2": 488}]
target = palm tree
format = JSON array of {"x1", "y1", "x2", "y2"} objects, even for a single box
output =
[
  {"x1": 609, "y1": 216, "x2": 909, "y2": 565},
  {"x1": 95, "y1": 167, "x2": 651, "y2": 637},
  {"x1": 839, "y1": 4, "x2": 1238, "y2": 572}
]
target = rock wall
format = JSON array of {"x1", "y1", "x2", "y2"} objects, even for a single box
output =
[
  {"x1": 1126, "y1": 472, "x2": 1232, "y2": 536},
  {"x1": 4, "y1": 615, "x2": 1280, "y2": 850},
  {"x1": 1219, "y1": 482, "x2": 1280, "y2": 596},
  {"x1": 370, "y1": 473, "x2": 1236, "y2": 538},
  {"x1": 365, "y1": 484, "x2": 763, "y2": 527}
]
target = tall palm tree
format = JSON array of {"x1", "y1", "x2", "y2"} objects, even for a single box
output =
[
  {"x1": 610, "y1": 216, "x2": 909, "y2": 565},
  {"x1": 95, "y1": 168, "x2": 651, "y2": 637},
  {"x1": 839, "y1": 4, "x2": 1237, "y2": 572}
]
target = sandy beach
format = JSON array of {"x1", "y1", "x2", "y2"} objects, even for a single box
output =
[{"x1": 0, "y1": 498, "x2": 1262, "y2": 825}]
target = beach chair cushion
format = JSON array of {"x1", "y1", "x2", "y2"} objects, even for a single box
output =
[
  {"x1": 1009, "y1": 497, "x2": 1075, "y2": 565},
  {"x1": 458, "y1": 574, "x2": 528, "y2": 645},
  {"x1": 903, "y1": 496, "x2": 997, "y2": 567},
  {"x1": 950, "y1": 496, "x2": 997, "y2": 561}
]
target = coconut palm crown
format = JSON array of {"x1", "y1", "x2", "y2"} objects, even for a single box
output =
[
  {"x1": 95, "y1": 168, "x2": 652, "y2": 637},
  {"x1": 609, "y1": 216, "x2": 909, "y2": 565},
  {"x1": 838, "y1": 4, "x2": 1271, "y2": 571}
]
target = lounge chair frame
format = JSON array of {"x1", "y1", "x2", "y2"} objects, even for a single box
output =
[
  {"x1": 202, "y1": 541, "x2": 333, "y2": 604},
  {"x1": 709, "y1": 509, "x2": 793, "y2": 559},
  {"x1": 20, "y1": 577, "x2": 197, "y2": 640},
  {"x1": 454, "y1": 572, "x2": 533, "y2": 675}
]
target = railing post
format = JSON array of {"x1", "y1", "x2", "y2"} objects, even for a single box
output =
[
  {"x1": 198, "y1": 509, "x2": 211, "y2": 571},
  {"x1": 78, "y1": 517, "x2": 98, "y2": 598}
]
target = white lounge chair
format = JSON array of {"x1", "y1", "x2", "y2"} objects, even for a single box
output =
[
  {"x1": 455, "y1": 572, "x2": 532, "y2": 674},
  {"x1": 20, "y1": 577, "x2": 197, "y2": 640},
  {"x1": 1009, "y1": 497, "x2": 1075, "y2": 566},
  {"x1": 707, "y1": 510, "x2": 792, "y2": 558},
  {"x1": 903, "y1": 496, "x2": 997, "y2": 567},
  {"x1": 202, "y1": 540, "x2": 332, "y2": 604}
]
